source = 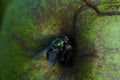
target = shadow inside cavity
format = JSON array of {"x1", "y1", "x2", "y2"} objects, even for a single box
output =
[{"x1": 57, "y1": 6, "x2": 98, "y2": 80}]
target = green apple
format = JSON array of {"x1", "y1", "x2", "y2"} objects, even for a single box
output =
[{"x1": 0, "y1": 0, "x2": 120, "y2": 80}]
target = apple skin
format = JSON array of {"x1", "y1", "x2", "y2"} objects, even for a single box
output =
[{"x1": 0, "y1": 0, "x2": 120, "y2": 80}]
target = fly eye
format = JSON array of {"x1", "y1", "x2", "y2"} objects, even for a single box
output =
[{"x1": 58, "y1": 43, "x2": 61, "y2": 46}]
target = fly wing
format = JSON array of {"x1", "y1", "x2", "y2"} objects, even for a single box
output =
[
  {"x1": 48, "y1": 49, "x2": 59, "y2": 68},
  {"x1": 33, "y1": 47, "x2": 48, "y2": 59}
]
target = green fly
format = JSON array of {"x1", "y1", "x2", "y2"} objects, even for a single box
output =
[{"x1": 33, "y1": 35, "x2": 73, "y2": 68}]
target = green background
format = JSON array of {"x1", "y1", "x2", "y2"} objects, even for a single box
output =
[{"x1": 0, "y1": 0, "x2": 13, "y2": 27}]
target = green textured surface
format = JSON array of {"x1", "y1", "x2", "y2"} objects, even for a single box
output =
[
  {"x1": 0, "y1": 0, "x2": 120, "y2": 80},
  {"x1": 76, "y1": 1, "x2": 120, "y2": 80}
]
